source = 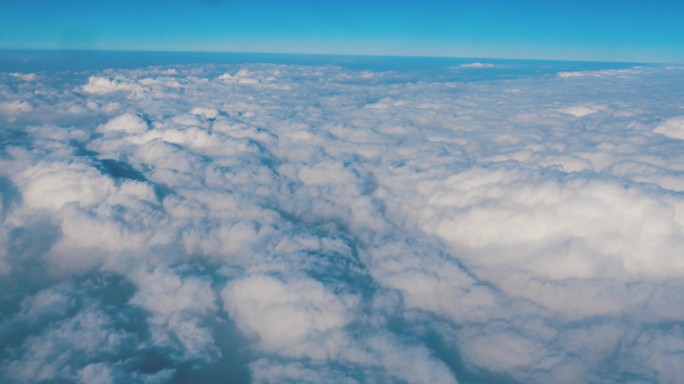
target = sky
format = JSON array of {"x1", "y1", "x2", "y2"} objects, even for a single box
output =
[{"x1": 0, "y1": 0, "x2": 683, "y2": 63}]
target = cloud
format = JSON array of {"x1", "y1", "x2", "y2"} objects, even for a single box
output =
[
  {"x1": 222, "y1": 274, "x2": 354, "y2": 357},
  {"x1": 0, "y1": 100, "x2": 33, "y2": 116},
  {"x1": 454, "y1": 62, "x2": 497, "y2": 69},
  {"x1": 218, "y1": 69, "x2": 260, "y2": 85},
  {"x1": 129, "y1": 266, "x2": 221, "y2": 363},
  {"x1": 1, "y1": 60, "x2": 684, "y2": 383},
  {"x1": 190, "y1": 107, "x2": 219, "y2": 120},
  {"x1": 558, "y1": 105, "x2": 605, "y2": 117},
  {"x1": 4, "y1": 309, "x2": 130, "y2": 383},
  {"x1": 81, "y1": 76, "x2": 143, "y2": 95},
  {"x1": 556, "y1": 68, "x2": 639, "y2": 78},
  {"x1": 98, "y1": 113, "x2": 150, "y2": 134},
  {"x1": 557, "y1": 71, "x2": 585, "y2": 78},
  {"x1": 654, "y1": 116, "x2": 684, "y2": 139},
  {"x1": 9, "y1": 73, "x2": 37, "y2": 82}
]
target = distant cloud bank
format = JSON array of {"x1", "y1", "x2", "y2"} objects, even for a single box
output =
[{"x1": 452, "y1": 62, "x2": 497, "y2": 69}]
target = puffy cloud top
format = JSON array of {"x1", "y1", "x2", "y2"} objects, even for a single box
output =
[
  {"x1": 98, "y1": 113, "x2": 149, "y2": 134},
  {"x1": 654, "y1": 116, "x2": 684, "y2": 139},
  {"x1": 0, "y1": 100, "x2": 33, "y2": 116},
  {"x1": 82, "y1": 76, "x2": 142, "y2": 95}
]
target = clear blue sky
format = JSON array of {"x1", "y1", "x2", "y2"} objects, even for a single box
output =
[{"x1": 1, "y1": 0, "x2": 683, "y2": 63}]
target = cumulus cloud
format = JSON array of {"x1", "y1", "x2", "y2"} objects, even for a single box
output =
[
  {"x1": 0, "y1": 100, "x2": 33, "y2": 116},
  {"x1": 654, "y1": 116, "x2": 684, "y2": 139},
  {"x1": 222, "y1": 274, "x2": 353, "y2": 356},
  {"x1": 98, "y1": 113, "x2": 149, "y2": 134},
  {"x1": 81, "y1": 76, "x2": 143, "y2": 95},
  {"x1": 190, "y1": 106, "x2": 219, "y2": 120},
  {"x1": 1, "y1": 60, "x2": 684, "y2": 383},
  {"x1": 9, "y1": 73, "x2": 37, "y2": 81},
  {"x1": 218, "y1": 69, "x2": 260, "y2": 84}
]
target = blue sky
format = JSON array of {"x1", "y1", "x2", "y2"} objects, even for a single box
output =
[{"x1": 1, "y1": 0, "x2": 683, "y2": 63}]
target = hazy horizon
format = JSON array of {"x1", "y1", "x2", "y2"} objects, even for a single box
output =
[{"x1": 0, "y1": 47, "x2": 668, "y2": 64}]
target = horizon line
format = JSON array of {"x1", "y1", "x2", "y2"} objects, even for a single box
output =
[{"x1": 0, "y1": 47, "x2": 663, "y2": 66}]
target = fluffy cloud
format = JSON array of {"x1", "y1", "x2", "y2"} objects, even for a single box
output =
[
  {"x1": 558, "y1": 105, "x2": 605, "y2": 117},
  {"x1": 81, "y1": 76, "x2": 143, "y2": 95},
  {"x1": 98, "y1": 113, "x2": 149, "y2": 134},
  {"x1": 9, "y1": 73, "x2": 37, "y2": 81},
  {"x1": 454, "y1": 62, "x2": 496, "y2": 69},
  {"x1": 222, "y1": 274, "x2": 353, "y2": 356},
  {"x1": 556, "y1": 68, "x2": 639, "y2": 78},
  {"x1": 1, "y1": 60, "x2": 684, "y2": 383},
  {"x1": 654, "y1": 116, "x2": 684, "y2": 139},
  {"x1": 0, "y1": 100, "x2": 33, "y2": 119}
]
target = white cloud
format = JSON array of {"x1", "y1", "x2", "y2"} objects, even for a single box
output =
[
  {"x1": 77, "y1": 364, "x2": 114, "y2": 384},
  {"x1": 98, "y1": 113, "x2": 149, "y2": 134},
  {"x1": 654, "y1": 116, "x2": 684, "y2": 139},
  {"x1": 558, "y1": 105, "x2": 604, "y2": 117},
  {"x1": 3, "y1": 310, "x2": 129, "y2": 383},
  {"x1": 190, "y1": 106, "x2": 219, "y2": 119},
  {"x1": 130, "y1": 266, "x2": 217, "y2": 316},
  {"x1": 556, "y1": 68, "x2": 640, "y2": 78},
  {"x1": 17, "y1": 161, "x2": 117, "y2": 210},
  {"x1": 218, "y1": 69, "x2": 261, "y2": 85},
  {"x1": 1, "y1": 61, "x2": 684, "y2": 383},
  {"x1": 9, "y1": 73, "x2": 38, "y2": 81},
  {"x1": 222, "y1": 274, "x2": 354, "y2": 357},
  {"x1": 557, "y1": 71, "x2": 585, "y2": 78},
  {"x1": 0, "y1": 100, "x2": 33, "y2": 115},
  {"x1": 454, "y1": 62, "x2": 496, "y2": 69},
  {"x1": 81, "y1": 76, "x2": 142, "y2": 95}
]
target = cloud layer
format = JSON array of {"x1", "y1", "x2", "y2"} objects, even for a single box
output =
[{"x1": 1, "y1": 61, "x2": 684, "y2": 383}]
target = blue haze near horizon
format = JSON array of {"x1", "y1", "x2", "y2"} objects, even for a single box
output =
[
  {"x1": 0, "y1": 50, "x2": 646, "y2": 83},
  {"x1": 0, "y1": 0, "x2": 683, "y2": 63}
]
